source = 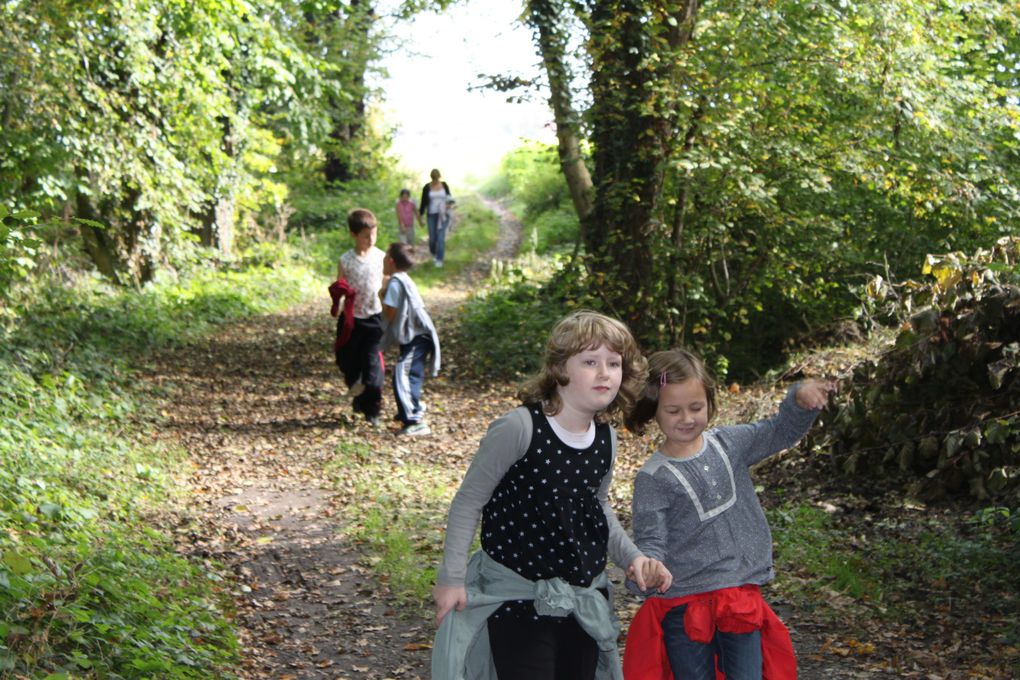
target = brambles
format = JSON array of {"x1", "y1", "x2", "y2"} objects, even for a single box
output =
[{"x1": 818, "y1": 237, "x2": 1020, "y2": 501}]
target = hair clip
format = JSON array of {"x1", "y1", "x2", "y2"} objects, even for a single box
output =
[{"x1": 659, "y1": 370, "x2": 668, "y2": 387}]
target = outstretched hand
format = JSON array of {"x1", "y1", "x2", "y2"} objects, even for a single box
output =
[
  {"x1": 627, "y1": 555, "x2": 673, "y2": 593},
  {"x1": 795, "y1": 379, "x2": 836, "y2": 410},
  {"x1": 432, "y1": 584, "x2": 467, "y2": 627}
]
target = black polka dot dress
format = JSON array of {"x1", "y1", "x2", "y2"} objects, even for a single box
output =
[{"x1": 481, "y1": 405, "x2": 612, "y2": 621}]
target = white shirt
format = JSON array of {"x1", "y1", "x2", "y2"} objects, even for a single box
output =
[
  {"x1": 428, "y1": 187, "x2": 448, "y2": 215},
  {"x1": 339, "y1": 247, "x2": 384, "y2": 318}
]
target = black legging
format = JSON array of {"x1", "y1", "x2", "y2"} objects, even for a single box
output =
[{"x1": 487, "y1": 613, "x2": 599, "y2": 680}]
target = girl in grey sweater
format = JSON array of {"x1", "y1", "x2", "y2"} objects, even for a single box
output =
[{"x1": 623, "y1": 349, "x2": 832, "y2": 680}]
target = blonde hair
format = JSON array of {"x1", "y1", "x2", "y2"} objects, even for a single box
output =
[
  {"x1": 624, "y1": 348, "x2": 717, "y2": 433},
  {"x1": 517, "y1": 310, "x2": 647, "y2": 421}
]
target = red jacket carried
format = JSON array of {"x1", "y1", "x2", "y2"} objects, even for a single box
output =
[
  {"x1": 328, "y1": 278, "x2": 356, "y2": 351},
  {"x1": 623, "y1": 585, "x2": 796, "y2": 680}
]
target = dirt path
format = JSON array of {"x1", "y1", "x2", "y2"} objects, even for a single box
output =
[
  {"x1": 141, "y1": 198, "x2": 522, "y2": 679},
  {"x1": 143, "y1": 197, "x2": 879, "y2": 679}
]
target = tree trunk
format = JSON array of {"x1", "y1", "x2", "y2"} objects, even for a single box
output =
[
  {"x1": 323, "y1": 0, "x2": 373, "y2": 186},
  {"x1": 75, "y1": 183, "x2": 119, "y2": 280},
  {"x1": 528, "y1": 0, "x2": 594, "y2": 222},
  {"x1": 199, "y1": 114, "x2": 237, "y2": 256},
  {"x1": 584, "y1": 0, "x2": 698, "y2": 340}
]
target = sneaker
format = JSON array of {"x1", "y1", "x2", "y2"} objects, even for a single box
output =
[
  {"x1": 399, "y1": 422, "x2": 431, "y2": 436},
  {"x1": 434, "y1": 259, "x2": 443, "y2": 268},
  {"x1": 367, "y1": 416, "x2": 381, "y2": 428}
]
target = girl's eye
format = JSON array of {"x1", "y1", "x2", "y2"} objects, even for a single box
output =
[{"x1": 609, "y1": 361, "x2": 622, "y2": 368}]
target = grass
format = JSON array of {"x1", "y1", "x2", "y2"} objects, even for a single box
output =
[
  {"x1": 324, "y1": 440, "x2": 462, "y2": 608},
  {"x1": 769, "y1": 500, "x2": 1020, "y2": 635},
  {"x1": 0, "y1": 255, "x2": 317, "y2": 678},
  {"x1": 769, "y1": 504, "x2": 883, "y2": 605}
]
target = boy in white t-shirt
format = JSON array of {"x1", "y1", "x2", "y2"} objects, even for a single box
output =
[{"x1": 334, "y1": 209, "x2": 386, "y2": 426}]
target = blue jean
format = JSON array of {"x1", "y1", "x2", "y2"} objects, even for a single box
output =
[
  {"x1": 661, "y1": 604, "x2": 762, "y2": 680},
  {"x1": 392, "y1": 334, "x2": 432, "y2": 425},
  {"x1": 427, "y1": 212, "x2": 446, "y2": 263}
]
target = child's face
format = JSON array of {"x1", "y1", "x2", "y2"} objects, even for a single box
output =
[
  {"x1": 383, "y1": 255, "x2": 396, "y2": 275},
  {"x1": 557, "y1": 344, "x2": 623, "y2": 416},
  {"x1": 352, "y1": 225, "x2": 377, "y2": 252},
  {"x1": 655, "y1": 379, "x2": 710, "y2": 457}
]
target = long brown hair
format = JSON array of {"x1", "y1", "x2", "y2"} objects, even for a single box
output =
[{"x1": 517, "y1": 310, "x2": 647, "y2": 421}]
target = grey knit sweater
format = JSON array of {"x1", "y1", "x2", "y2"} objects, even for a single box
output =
[{"x1": 629, "y1": 386, "x2": 819, "y2": 599}]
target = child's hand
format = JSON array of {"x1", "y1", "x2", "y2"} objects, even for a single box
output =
[
  {"x1": 627, "y1": 556, "x2": 673, "y2": 593},
  {"x1": 432, "y1": 584, "x2": 467, "y2": 626},
  {"x1": 640, "y1": 557, "x2": 673, "y2": 593},
  {"x1": 795, "y1": 380, "x2": 836, "y2": 410}
]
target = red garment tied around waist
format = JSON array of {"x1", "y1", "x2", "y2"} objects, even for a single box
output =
[{"x1": 622, "y1": 584, "x2": 796, "y2": 680}]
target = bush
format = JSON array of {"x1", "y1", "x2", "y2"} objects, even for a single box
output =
[
  {"x1": 814, "y1": 236, "x2": 1020, "y2": 501},
  {"x1": 457, "y1": 258, "x2": 598, "y2": 380}
]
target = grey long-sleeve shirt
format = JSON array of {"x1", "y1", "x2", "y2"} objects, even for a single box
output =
[
  {"x1": 437, "y1": 406, "x2": 643, "y2": 586},
  {"x1": 630, "y1": 386, "x2": 819, "y2": 599}
]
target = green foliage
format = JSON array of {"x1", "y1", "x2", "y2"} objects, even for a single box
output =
[
  {"x1": 816, "y1": 237, "x2": 1020, "y2": 500},
  {"x1": 769, "y1": 504, "x2": 881, "y2": 602},
  {"x1": 0, "y1": 260, "x2": 314, "y2": 677},
  {"x1": 0, "y1": 359, "x2": 239, "y2": 677},
  {"x1": 488, "y1": 142, "x2": 580, "y2": 255},
  {"x1": 457, "y1": 258, "x2": 596, "y2": 379},
  {"x1": 522, "y1": 208, "x2": 581, "y2": 256},
  {"x1": 0, "y1": 206, "x2": 42, "y2": 303},
  {"x1": 0, "y1": 0, "x2": 393, "y2": 282},
  {"x1": 459, "y1": 277, "x2": 562, "y2": 379},
  {"x1": 528, "y1": 0, "x2": 1020, "y2": 376}
]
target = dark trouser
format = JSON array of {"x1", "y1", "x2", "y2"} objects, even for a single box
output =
[
  {"x1": 487, "y1": 614, "x2": 599, "y2": 680},
  {"x1": 661, "y1": 604, "x2": 763, "y2": 680},
  {"x1": 393, "y1": 334, "x2": 432, "y2": 425},
  {"x1": 334, "y1": 313, "x2": 384, "y2": 418}
]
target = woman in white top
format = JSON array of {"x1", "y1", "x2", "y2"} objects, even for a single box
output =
[{"x1": 418, "y1": 168, "x2": 453, "y2": 267}]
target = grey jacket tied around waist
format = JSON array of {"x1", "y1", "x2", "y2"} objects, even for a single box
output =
[
  {"x1": 381, "y1": 271, "x2": 440, "y2": 376},
  {"x1": 431, "y1": 550, "x2": 623, "y2": 680}
]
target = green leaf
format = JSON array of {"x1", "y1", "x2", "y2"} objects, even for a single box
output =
[
  {"x1": 71, "y1": 217, "x2": 107, "y2": 229},
  {"x1": 39, "y1": 502, "x2": 62, "y2": 520},
  {"x1": 2, "y1": 550, "x2": 33, "y2": 576}
]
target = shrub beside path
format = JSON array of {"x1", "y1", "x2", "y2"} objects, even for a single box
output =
[{"x1": 142, "y1": 198, "x2": 883, "y2": 679}]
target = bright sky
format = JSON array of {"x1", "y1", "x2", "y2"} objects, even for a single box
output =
[{"x1": 373, "y1": 0, "x2": 557, "y2": 186}]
